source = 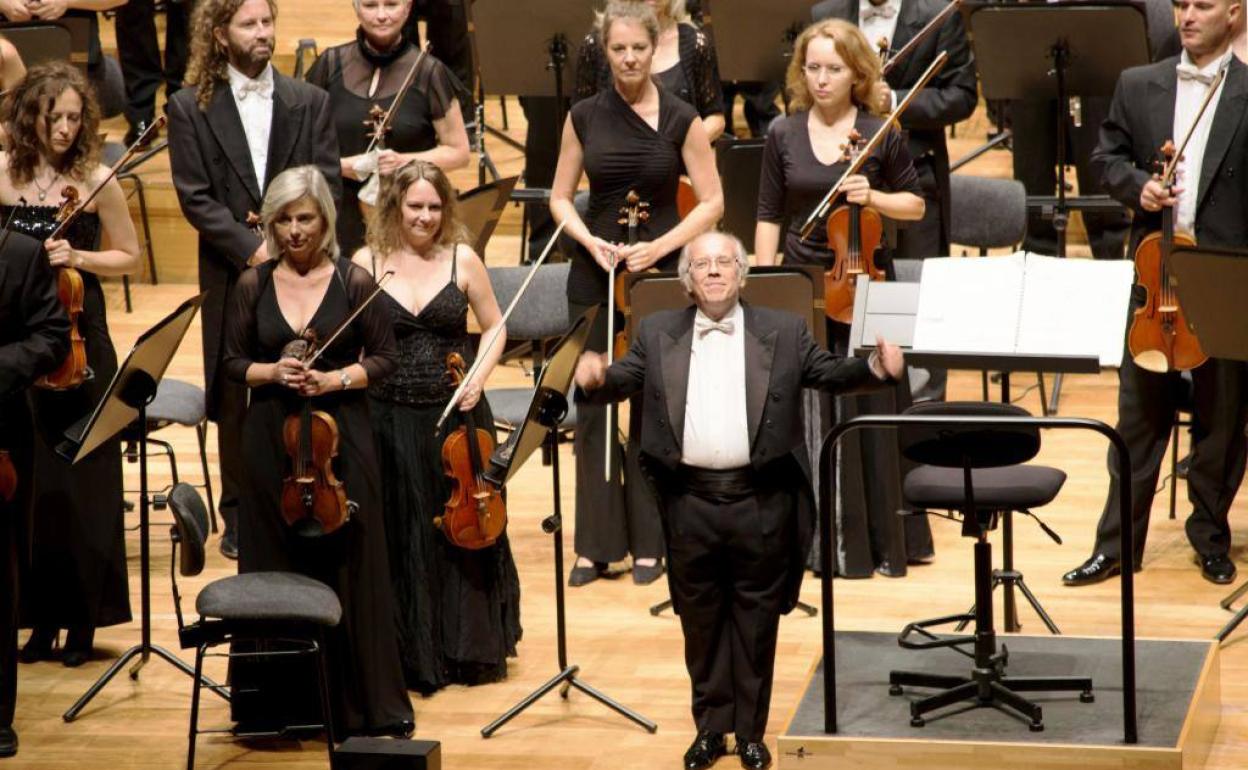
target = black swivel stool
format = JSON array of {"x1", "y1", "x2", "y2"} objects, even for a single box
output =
[{"x1": 888, "y1": 401, "x2": 1094, "y2": 732}]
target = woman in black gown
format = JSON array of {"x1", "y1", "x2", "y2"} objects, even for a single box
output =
[
  {"x1": 306, "y1": 0, "x2": 470, "y2": 256},
  {"x1": 221, "y1": 165, "x2": 413, "y2": 736},
  {"x1": 576, "y1": 0, "x2": 725, "y2": 142},
  {"x1": 1, "y1": 62, "x2": 140, "y2": 667},
  {"x1": 353, "y1": 161, "x2": 521, "y2": 693},
  {"x1": 551, "y1": 0, "x2": 722, "y2": 587},
  {"x1": 755, "y1": 19, "x2": 932, "y2": 577}
]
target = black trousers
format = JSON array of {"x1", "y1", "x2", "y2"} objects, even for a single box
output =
[
  {"x1": 664, "y1": 487, "x2": 792, "y2": 742},
  {"x1": 894, "y1": 160, "x2": 944, "y2": 260},
  {"x1": 1092, "y1": 345, "x2": 1248, "y2": 561},
  {"x1": 405, "y1": 0, "x2": 473, "y2": 114},
  {"x1": 115, "y1": 0, "x2": 188, "y2": 129},
  {"x1": 0, "y1": 494, "x2": 18, "y2": 728},
  {"x1": 215, "y1": 376, "x2": 248, "y2": 539},
  {"x1": 568, "y1": 301, "x2": 663, "y2": 563}
]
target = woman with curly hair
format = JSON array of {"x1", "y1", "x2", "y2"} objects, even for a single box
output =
[{"x1": 0, "y1": 60, "x2": 140, "y2": 667}]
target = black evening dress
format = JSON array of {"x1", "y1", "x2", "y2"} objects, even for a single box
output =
[
  {"x1": 221, "y1": 258, "x2": 413, "y2": 736},
  {"x1": 757, "y1": 110, "x2": 935, "y2": 578},
  {"x1": 367, "y1": 247, "x2": 522, "y2": 694},
  {"x1": 306, "y1": 29, "x2": 458, "y2": 256},
  {"x1": 7, "y1": 205, "x2": 131, "y2": 636},
  {"x1": 565, "y1": 86, "x2": 697, "y2": 565}
]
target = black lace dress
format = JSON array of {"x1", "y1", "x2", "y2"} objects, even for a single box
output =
[
  {"x1": 306, "y1": 30, "x2": 458, "y2": 256},
  {"x1": 221, "y1": 258, "x2": 413, "y2": 736},
  {"x1": 368, "y1": 250, "x2": 522, "y2": 694},
  {"x1": 5, "y1": 205, "x2": 131, "y2": 636}
]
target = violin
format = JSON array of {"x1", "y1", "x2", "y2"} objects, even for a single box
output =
[
  {"x1": 611, "y1": 189, "x2": 650, "y2": 359},
  {"x1": 279, "y1": 329, "x2": 351, "y2": 537},
  {"x1": 676, "y1": 177, "x2": 697, "y2": 220},
  {"x1": 434, "y1": 352, "x2": 506, "y2": 550},
  {"x1": 357, "y1": 42, "x2": 432, "y2": 212},
  {"x1": 824, "y1": 130, "x2": 886, "y2": 323},
  {"x1": 36, "y1": 186, "x2": 89, "y2": 390},
  {"x1": 1127, "y1": 141, "x2": 1207, "y2": 373},
  {"x1": 0, "y1": 450, "x2": 16, "y2": 503}
]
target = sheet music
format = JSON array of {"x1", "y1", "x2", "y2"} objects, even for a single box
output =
[
  {"x1": 912, "y1": 253, "x2": 1026, "y2": 354},
  {"x1": 1016, "y1": 254, "x2": 1134, "y2": 367}
]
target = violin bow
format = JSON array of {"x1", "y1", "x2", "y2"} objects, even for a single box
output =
[
  {"x1": 799, "y1": 50, "x2": 949, "y2": 242},
  {"x1": 48, "y1": 116, "x2": 166, "y2": 241},
  {"x1": 434, "y1": 218, "x2": 569, "y2": 432},
  {"x1": 880, "y1": 0, "x2": 962, "y2": 77},
  {"x1": 301, "y1": 270, "x2": 396, "y2": 368},
  {"x1": 1160, "y1": 67, "x2": 1226, "y2": 188},
  {"x1": 363, "y1": 41, "x2": 432, "y2": 155}
]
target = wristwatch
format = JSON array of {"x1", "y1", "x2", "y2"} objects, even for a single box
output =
[{"x1": 338, "y1": 370, "x2": 353, "y2": 390}]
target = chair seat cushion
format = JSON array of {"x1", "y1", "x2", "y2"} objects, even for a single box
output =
[
  {"x1": 487, "y1": 387, "x2": 576, "y2": 431},
  {"x1": 196, "y1": 572, "x2": 342, "y2": 626},
  {"x1": 904, "y1": 464, "x2": 1066, "y2": 510},
  {"x1": 144, "y1": 379, "x2": 207, "y2": 427}
]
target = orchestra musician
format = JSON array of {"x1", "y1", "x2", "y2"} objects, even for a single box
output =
[
  {"x1": 550, "y1": 0, "x2": 722, "y2": 588},
  {"x1": 754, "y1": 18, "x2": 931, "y2": 578},
  {"x1": 306, "y1": 0, "x2": 471, "y2": 256},
  {"x1": 0, "y1": 230, "x2": 70, "y2": 760},
  {"x1": 574, "y1": 230, "x2": 904, "y2": 770},
  {"x1": 576, "y1": 0, "x2": 726, "y2": 142},
  {"x1": 168, "y1": 0, "x2": 341, "y2": 559},
  {"x1": 114, "y1": 0, "x2": 188, "y2": 146},
  {"x1": 1064, "y1": 0, "x2": 1248, "y2": 586},
  {"x1": 812, "y1": 0, "x2": 978, "y2": 260},
  {"x1": 220, "y1": 165, "x2": 413, "y2": 737},
  {"x1": 1, "y1": 62, "x2": 140, "y2": 668},
  {"x1": 353, "y1": 161, "x2": 521, "y2": 694}
]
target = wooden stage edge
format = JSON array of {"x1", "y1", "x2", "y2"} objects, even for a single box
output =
[{"x1": 778, "y1": 637, "x2": 1222, "y2": 770}]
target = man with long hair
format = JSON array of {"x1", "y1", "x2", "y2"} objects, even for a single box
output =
[{"x1": 167, "y1": 0, "x2": 340, "y2": 559}]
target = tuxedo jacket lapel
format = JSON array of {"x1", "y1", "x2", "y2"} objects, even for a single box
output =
[
  {"x1": 887, "y1": 0, "x2": 926, "y2": 84},
  {"x1": 1197, "y1": 60, "x2": 1248, "y2": 212},
  {"x1": 206, "y1": 86, "x2": 262, "y2": 205},
  {"x1": 660, "y1": 308, "x2": 696, "y2": 448},
  {"x1": 1147, "y1": 66, "x2": 1178, "y2": 167},
  {"x1": 266, "y1": 74, "x2": 306, "y2": 190},
  {"x1": 743, "y1": 306, "x2": 775, "y2": 450}
]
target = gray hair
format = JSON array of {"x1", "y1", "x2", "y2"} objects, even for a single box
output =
[
  {"x1": 352, "y1": 0, "x2": 412, "y2": 13},
  {"x1": 677, "y1": 231, "x2": 750, "y2": 293},
  {"x1": 260, "y1": 165, "x2": 340, "y2": 262},
  {"x1": 597, "y1": 0, "x2": 660, "y2": 48}
]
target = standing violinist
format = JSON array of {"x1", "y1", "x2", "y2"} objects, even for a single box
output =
[
  {"x1": 550, "y1": 0, "x2": 722, "y2": 588},
  {"x1": 1064, "y1": 0, "x2": 1248, "y2": 587},
  {"x1": 169, "y1": 0, "x2": 340, "y2": 560},
  {"x1": 0, "y1": 61, "x2": 140, "y2": 668},
  {"x1": 220, "y1": 165, "x2": 413, "y2": 737},
  {"x1": 353, "y1": 161, "x2": 521, "y2": 694},
  {"x1": 754, "y1": 19, "x2": 930, "y2": 578}
]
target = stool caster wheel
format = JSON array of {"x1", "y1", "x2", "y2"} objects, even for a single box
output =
[
  {"x1": 889, "y1": 685, "x2": 903, "y2": 696},
  {"x1": 1029, "y1": 720, "x2": 1044, "y2": 733},
  {"x1": 910, "y1": 716, "x2": 925, "y2": 728},
  {"x1": 1079, "y1": 691, "x2": 1095, "y2": 704}
]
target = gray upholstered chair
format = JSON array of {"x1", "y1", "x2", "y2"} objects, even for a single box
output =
[
  {"x1": 949, "y1": 174, "x2": 1028, "y2": 255},
  {"x1": 122, "y1": 379, "x2": 216, "y2": 532},
  {"x1": 167, "y1": 483, "x2": 341, "y2": 770},
  {"x1": 484, "y1": 263, "x2": 577, "y2": 434}
]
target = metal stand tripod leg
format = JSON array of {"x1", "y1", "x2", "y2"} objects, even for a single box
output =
[
  {"x1": 1216, "y1": 581, "x2": 1248, "y2": 642},
  {"x1": 650, "y1": 597, "x2": 818, "y2": 617}
]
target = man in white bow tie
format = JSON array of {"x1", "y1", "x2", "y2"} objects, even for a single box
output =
[
  {"x1": 167, "y1": 0, "x2": 340, "y2": 560},
  {"x1": 576, "y1": 231, "x2": 903, "y2": 770}
]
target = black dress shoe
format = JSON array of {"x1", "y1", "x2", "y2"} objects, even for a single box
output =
[
  {"x1": 19, "y1": 627, "x2": 56, "y2": 664},
  {"x1": 1195, "y1": 553, "x2": 1236, "y2": 584},
  {"x1": 62, "y1": 626, "x2": 94, "y2": 668},
  {"x1": 632, "y1": 559, "x2": 664, "y2": 585},
  {"x1": 568, "y1": 560, "x2": 608, "y2": 587},
  {"x1": 736, "y1": 740, "x2": 771, "y2": 770},
  {"x1": 1062, "y1": 553, "x2": 1121, "y2": 586},
  {"x1": 0, "y1": 725, "x2": 17, "y2": 758},
  {"x1": 683, "y1": 731, "x2": 726, "y2": 770},
  {"x1": 219, "y1": 530, "x2": 239, "y2": 560}
]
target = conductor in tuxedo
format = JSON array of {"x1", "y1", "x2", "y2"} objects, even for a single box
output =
[
  {"x1": 168, "y1": 0, "x2": 341, "y2": 558},
  {"x1": 1064, "y1": 0, "x2": 1248, "y2": 586},
  {"x1": 575, "y1": 232, "x2": 904, "y2": 770},
  {"x1": 0, "y1": 231, "x2": 70, "y2": 757},
  {"x1": 811, "y1": 0, "x2": 977, "y2": 259}
]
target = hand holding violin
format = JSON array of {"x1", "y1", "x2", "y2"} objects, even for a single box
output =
[
  {"x1": 1140, "y1": 177, "x2": 1179, "y2": 213},
  {"x1": 376, "y1": 149, "x2": 408, "y2": 176},
  {"x1": 272, "y1": 356, "x2": 309, "y2": 390},
  {"x1": 841, "y1": 174, "x2": 874, "y2": 207},
  {"x1": 457, "y1": 377, "x2": 484, "y2": 411},
  {"x1": 297, "y1": 368, "x2": 344, "y2": 397},
  {"x1": 44, "y1": 237, "x2": 78, "y2": 268},
  {"x1": 588, "y1": 236, "x2": 623, "y2": 272},
  {"x1": 616, "y1": 240, "x2": 662, "y2": 272}
]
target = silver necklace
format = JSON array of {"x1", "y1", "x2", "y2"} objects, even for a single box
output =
[{"x1": 32, "y1": 169, "x2": 61, "y2": 202}]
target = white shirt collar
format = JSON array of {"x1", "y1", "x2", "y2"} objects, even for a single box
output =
[
  {"x1": 693, "y1": 301, "x2": 743, "y2": 332},
  {"x1": 227, "y1": 63, "x2": 275, "y2": 100},
  {"x1": 1179, "y1": 48, "x2": 1232, "y2": 78}
]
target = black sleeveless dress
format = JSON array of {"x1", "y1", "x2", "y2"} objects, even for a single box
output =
[
  {"x1": 368, "y1": 249, "x2": 522, "y2": 694},
  {"x1": 4, "y1": 205, "x2": 131, "y2": 634},
  {"x1": 220, "y1": 258, "x2": 413, "y2": 735}
]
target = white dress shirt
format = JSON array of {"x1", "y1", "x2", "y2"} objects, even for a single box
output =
[
  {"x1": 859, "y1": 0, "x2": 902, "y2": 59},
  {"x1": 681, "y1": 303, "x2": 752, "y2": 469},
  {"x1": 227, "y1": 63, "x2": 275, "y2": 188},
  {"x1": 1171, "y1": 50, "x2": 1229, "y2": 235}
]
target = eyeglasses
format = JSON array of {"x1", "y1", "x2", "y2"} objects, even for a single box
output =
[
  {"x1": 689, "y1": 255, "x2": 739, "y2": 272},
  {"x1": 803, "y1": 63, "x2": 845, "y2": 77}
]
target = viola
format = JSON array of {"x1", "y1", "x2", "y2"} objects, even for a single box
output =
[
  {"x1": 824, "y1": 129, "x2": 886, "y2": 324},
  {"x1": 1128, "y1": 141, "x2": 1207, "y2": 373},
  {"x1": 36, "y1": 186, "x2": 89, "y2": 390},
  {"x1": 0, "y1": 450, "x2": 16, "y2": 503},
  {"x1": 434, "y1": 352, "x2": 506, "y2": 550}
]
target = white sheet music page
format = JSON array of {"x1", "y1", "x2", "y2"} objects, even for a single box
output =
[
  {"x1": 912, "y1": 254, "x2": 1026, "y2": 354},
  {"x1": 1016, "y1": 254, "x2": 1134, "y2": 367}
]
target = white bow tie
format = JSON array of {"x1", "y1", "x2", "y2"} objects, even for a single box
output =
[
  {"x1": 695, "y1": 318, "x2": 735, "y2": 337},
  {"x1": 1176, "y1": 63, "x2": 1216, "y2": 86},
  {"x1": 236, "y1": 78, "x2": 273, "y2": 101},
  {"x1": 862, "y1": 3, "x2": 897, "y2": 22}
]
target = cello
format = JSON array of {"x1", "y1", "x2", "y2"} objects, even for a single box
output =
[
  {"x1": 824, "y1": 129, "x2": 886, "y2": 323},
  {"x1": 434, "y1": 352, "x2": 507, "y2": 549}
]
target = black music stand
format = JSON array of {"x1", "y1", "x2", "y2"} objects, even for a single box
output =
[
  {"x1": 702, "y1": 0, "x2": 812, "y2": 90},
  {"x1": 480, "y1": 307, "x2": 657, "y2": 738},
  {"x1": 1166, "y1": 246, "x2": 1248, "y2": 642},
  {"x1": 58, "y1": 293, "x2": 226, "y2": 722}
]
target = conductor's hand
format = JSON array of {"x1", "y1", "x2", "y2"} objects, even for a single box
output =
[
  {"x1": 575, "y1": 352, "x2": 608, "y2": 391},
  {"x1": 842, "y1": 174, "x2": 874, "y2": 207},
  {"x1": 1140, "y1": 178, "x2": 1179, "y2": 213},
  {"x1": 876, "y1": 334, "x2": 905, "y2": 381}
]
